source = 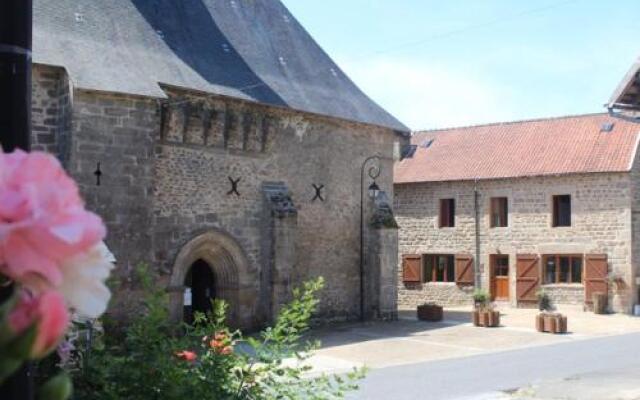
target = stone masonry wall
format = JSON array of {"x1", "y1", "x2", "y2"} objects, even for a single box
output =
[
  {"x1": 395, "y1": 173, "x2": 633, "y2": 312},
  {"x1": 31, "y1": 65, "x2": 72, "y2": 162},
  {"x1": 31, "y1": 65, "x2": 401, "y2": 327},
  {"x1": 66, "y1": 91, "x2": 157, "y2": 318},
  {"x1": 629, "y1": 128, "x2": 640, "y2": 312},
  {"x1": 154, "y1": 86, "x2": 398, "y2": 326}
]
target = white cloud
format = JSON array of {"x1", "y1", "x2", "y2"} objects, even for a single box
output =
[{"x1": 337, "y1": 56, "x2": 519, "y2": 131}]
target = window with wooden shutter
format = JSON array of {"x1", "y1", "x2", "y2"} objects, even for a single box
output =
[
  {"x1": 454, "y1": 254, "x2": 474, "y2": 286},
  {"x1": 439, "y1": 198, "x2": 455, "y2": 228},
  {"x1": 402, "y1": 255, "x2": 422, "y2": 283},
  {"x1": 542, "y1": 254, "x2": 583, "y2": 284}
]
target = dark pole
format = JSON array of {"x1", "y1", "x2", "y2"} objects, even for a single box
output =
[
  {"x1": 0, "y1": 0, "x2": 32, "y2": 150},
  {"x1": 474, "y1": 179, "x2": 481, "y2": 289},
  {"x1": 0, "y1": 1, "x2": 34, "y2": 399},
  {"x1": 359, "y1": 155, "x2": 381, "y2": 322}
]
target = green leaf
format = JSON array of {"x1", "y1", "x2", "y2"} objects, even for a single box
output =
[
  {"x1": 0, "y1": 356, "x2": 23, "y2": 383},
  {"x1": 3, "y1": 324, "x2": 38, "y2": 359},
  {"x1": 38, "y1": 372, "x2": 73, "y2": 400},
  {"x1": 0, "y1": 287, "x2": 18, "y2": 322}
]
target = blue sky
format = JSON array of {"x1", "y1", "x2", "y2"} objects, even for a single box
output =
[{"x1": 281, "y1": 0, "x2": 640, "y2": 130}]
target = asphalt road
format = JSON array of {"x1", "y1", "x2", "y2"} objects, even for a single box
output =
[{"x1": 351, "y1": 332, "x2": 640, "y2": 400}]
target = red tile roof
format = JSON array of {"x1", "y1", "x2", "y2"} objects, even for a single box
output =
[{"x1": 394, "y1": 113, "x2": 640, "y2": 184}]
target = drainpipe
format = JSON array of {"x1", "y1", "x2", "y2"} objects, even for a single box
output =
[{"x1": 474, "y1": 179, "x2": 481, "y2": 289}]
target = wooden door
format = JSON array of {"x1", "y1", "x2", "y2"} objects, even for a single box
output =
[
  {"x1": 584, "y1": 254, "x2": 608, "y2": 306},
  {"x1": 491, "y1": 255, "x2": 509, "y2": 300},
  {"x1": 516, "y1": 254, "x2": 540, "y2": 306}
]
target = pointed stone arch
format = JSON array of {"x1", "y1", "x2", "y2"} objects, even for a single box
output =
[{"x1": 168, "y1": 230, "x2": 254, "y2": 328}]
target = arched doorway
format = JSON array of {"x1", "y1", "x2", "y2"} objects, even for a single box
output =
[
  {"x1": 184, "y1": 259, "x2": 216, "y2": 323},
  {"x1": 168, "y1": 230, "x2": 255, "y2": 328}
]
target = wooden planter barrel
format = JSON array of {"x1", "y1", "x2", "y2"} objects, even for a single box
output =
[
  {"x1": 472, "y1": 309, "x2": 500, "y2": 327},
  {"x1": 536, "y1": 313, "x2": 567, "y2": 334},
  {"x1": 417, "y1": 304, "x2": 443, "y2": 322},
  {"x1": 592, "y1": 293, "x2": 608, "y2": 315}
]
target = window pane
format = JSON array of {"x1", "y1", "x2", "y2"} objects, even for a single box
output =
[
  {"x1": 502, "y1": 198, "x2": 508, "y2": 226},
  {"x1": 491, "y1": 198, "x2": 508, "y2": 227},
  {"x1": 436, "y1": 256, "x2": 446, "y2": 281},
  {"x1": 495, "y1": 256, "x2": 509, "y2": 276},
  {"x1": 559, "y1": 257, "x2": 570, "y2": 283},
  {"x1": 446, "y1": 255, "x2": 455, "y2": 282},
  {"x1": 440, "y1": 199, "x2": 455, "y2": 227},
  {"x1": 553, "y1": 195, "x2": 571, "y2": 227},
  {"x1": 545, "y1": 257, "x2": 556, "y2": 283},
  {"x1": 424, "y1": 256, "x2": 434, "y2": 283},
  {"x1": 448, "y1": 200, "x2": 455, "y2": 227},
  {"x1": 571, "y1": 257, "x2": 582, "y2": 283}
]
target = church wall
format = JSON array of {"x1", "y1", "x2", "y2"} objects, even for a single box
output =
[
  {"x1": 31, "y1": 65, "x2": 401, "y2": 328},
  {"x1": 154, "y1": 87, "x2": 399, "y2": 326}
]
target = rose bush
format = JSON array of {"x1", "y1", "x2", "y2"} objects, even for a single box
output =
[
  {"x1": 0, "y1": 149, "x2": 112, "y2": 399},
  {"x1": 71, "y1": 265, "x2": 366, "y2": 400}
]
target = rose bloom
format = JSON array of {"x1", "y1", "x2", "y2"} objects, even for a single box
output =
[
  {"x1": 0, "y1": 150, "x2": 106, "y2": 290},
  {"x1": 220, "y1": 346, "x2": 233, "y2": 355},
  {"x1": 175, "y1": 350, "x2": 197, "y2": 362},
  {"x1": 59, "y1": 242, "x2": 114, "y2": 318},
  {"x1": 8, "y1": 290, "x2": 70, "y2": 358},
  {"x1": 210, "y1": 339, "x2": 224, "y2": 349}
]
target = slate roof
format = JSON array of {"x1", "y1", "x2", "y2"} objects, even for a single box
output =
[
  {"x1": 394, "y1": 113, "x2": 640, "y2": 184},
  {"x1": 32, "y1": 0, "x2": 408, "y2": 132},
  {"x1": 609, "y1": 56, "x2": 640, "y2": 110}
]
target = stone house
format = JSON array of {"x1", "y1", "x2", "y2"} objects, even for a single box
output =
[
  {"x1": 30, "y1": 0, "x2": 408, "y2": 329},
  {"x1": 394, "y1": 113, "x2": 640, "y2": 313}
]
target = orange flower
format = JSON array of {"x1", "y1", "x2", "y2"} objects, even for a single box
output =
[
  {"x1": 175, "y1": 350, "x2": 197, "y2": 362},
  {"x1": 220, "y1": 346, "x2": 233, "y2": 355},
  {"x1": 210, "y1": 339, "x2": 224, "y2": 349}
]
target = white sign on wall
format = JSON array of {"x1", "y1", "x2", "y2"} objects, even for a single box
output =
[{"x1": 183, "y1": 287, "x2": 192, "y2": 306}]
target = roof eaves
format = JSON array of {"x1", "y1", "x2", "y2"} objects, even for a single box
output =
[
  {"x1": 609, "y1": 57, "x2": 640, "y2": 110},
  {"x1": 394, "y1": 169, "x2": 632, "y2": 185}
]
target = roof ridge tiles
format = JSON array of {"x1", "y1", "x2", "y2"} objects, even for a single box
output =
[{"x1": 413, "y1": 112, "x2": 611, "y2": 135}]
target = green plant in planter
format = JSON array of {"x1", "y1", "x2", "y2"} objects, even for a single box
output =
[
  {"x1": 607, "y1": 272, "x2": 626, "y2": 291},
  {"x1": 473, "y1": 289, "x2": 490, "y2": 310},
  {"x1": 536, "y1": 289, "x2": 553, "y2": 312}
]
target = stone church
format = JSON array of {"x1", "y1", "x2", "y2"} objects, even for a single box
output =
[{"x1": 30, "y1": 0, "x2": 409, "y2": 329}]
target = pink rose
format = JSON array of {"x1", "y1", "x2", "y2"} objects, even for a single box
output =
[
  {"x1": 175, "y1": 350, "x2": 197, "y2": 362},
  {"x1": 8, "y1": 291, "x2": 70, "y2": 358},
  {"x1": 0, "y1": 150, "x2": 106, "y2": 290}
]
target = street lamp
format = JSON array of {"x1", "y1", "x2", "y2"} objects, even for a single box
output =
[
  {"x1": 368, "y1": 181, "x2": 380, "y2": 199},
  {"x1": 360, "y1": 155, "x2": 381, "y2": 322}
]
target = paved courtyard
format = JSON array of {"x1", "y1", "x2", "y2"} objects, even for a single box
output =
[{"x1": 304, "y1": 306, "x2": 640, "y2": 375}]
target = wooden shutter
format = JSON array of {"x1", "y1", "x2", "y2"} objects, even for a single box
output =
[
  {"x1": 455, "y1": 254, "x2": 474, "y2": 286},
  {"x1": 490, "y1": 198, "x2": 498, "y2": 227},
  {"x1": 402, "y1": 255, "x2": 422, "y2": 283},
  {"x1": 516, "y1": 254, "x2": 540, "y2": 306},
  {"x1": 584, "y1": 254, "x2": 608, "y2": 305},
  {"x1": 439, "y1": 200, "x2": 448, "y2": 227},
  {"x1": 500, "y1": 198, "x2": 508, "y2": 227}
]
